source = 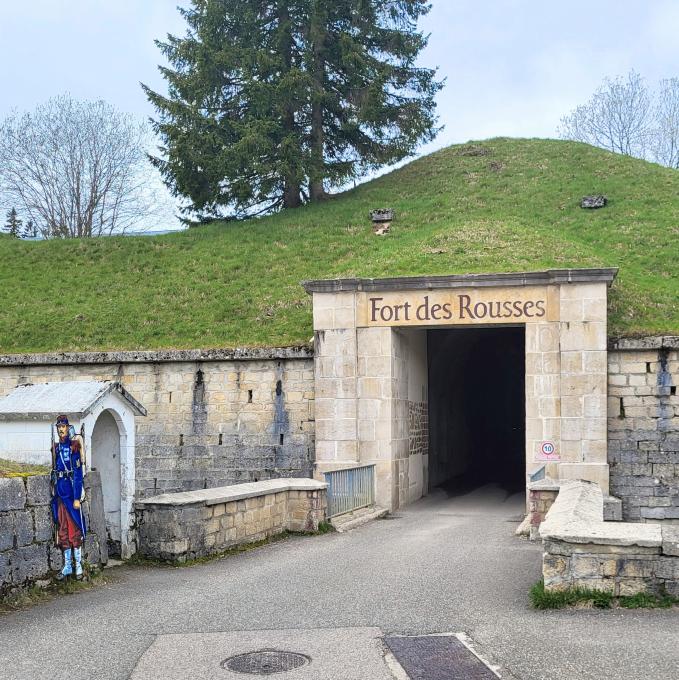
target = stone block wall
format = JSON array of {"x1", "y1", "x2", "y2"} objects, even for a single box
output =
[
  {"x1": 135, "y1": 478, "x2": 327, "y2": 562},
  {"x1": 528, "y1": 484, "x2": 559, "y2": 540},
  {"x1": 608, "y1": 340, "x2": 679, "y2": 522},
  {"x1": 0, "y1": 349, "x2": 315, "y2": 499},
  {"x1": 0, "y1": 471, "x2": 108, "y2": 594},
  {"x1": 408, "y1": 402, "x2": 428, "y2": 458},
  {"x1": 543, "y1": 536, "x2": 679, "y2": 597}
]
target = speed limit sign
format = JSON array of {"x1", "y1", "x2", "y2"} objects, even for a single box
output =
[{"x1": 537, "y1": 441, "x2": 559, "y2": 461}]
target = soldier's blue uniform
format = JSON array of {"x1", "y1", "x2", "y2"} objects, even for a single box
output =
[
  {"x1": 51, "y1": 416, "x2": 86, "y2": 579},
  {"x1": 50, "y1": 436, "x2": 87, "y2": 540}
]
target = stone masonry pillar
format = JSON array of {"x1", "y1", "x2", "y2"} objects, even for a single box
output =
[
  {"x1": 312, "y1": 292, "x2": 360, "y2": 479},
  {"x1": 557, "y1": 282, "x2": 610, "y2": 492}
]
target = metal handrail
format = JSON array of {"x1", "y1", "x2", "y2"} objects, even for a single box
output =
[{"x1": 323, "y1": 464, "x2": 376, "y2": 518}]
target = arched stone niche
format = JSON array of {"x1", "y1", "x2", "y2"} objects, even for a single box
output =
[{"x1": 0, "y1": 381, "x2": 146, "y2": 557}]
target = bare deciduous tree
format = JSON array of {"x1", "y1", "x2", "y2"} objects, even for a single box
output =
[
  {"x1": 652, "y1": 78, "x2": 679, "y2": 169},
  {"x1": 0, "y1": 95, "x2": 160, "y2": 238},
  {"x1": 558, "y1": 71, "x2": 652, "y2": 157}
]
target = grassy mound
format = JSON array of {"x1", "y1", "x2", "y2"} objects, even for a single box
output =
[
  {"x1": 0, "y1": 458, "x2": 50, "y2": 478},
  {"x1": 0, "y1": 138, "x2": 677, "y2": 353}
]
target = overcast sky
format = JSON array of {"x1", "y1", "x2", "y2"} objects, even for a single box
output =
[{"x1": 2, "y1": 1, "x2": 678, "y2": 226}]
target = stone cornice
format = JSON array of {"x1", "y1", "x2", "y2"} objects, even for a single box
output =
[
  {"x1": 0, "y1": 346, "x2": 313, "y2": 367},
  {"x1": 301, "y1": 268, "x2": 618, "y2": 294},
  {"x1": 608, "y1": 336, "x2": 679, "y2": 351}
]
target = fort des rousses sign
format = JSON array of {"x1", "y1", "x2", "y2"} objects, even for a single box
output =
[{"x1": 356, "y1": 286, "x2": 558, "y2": 327}]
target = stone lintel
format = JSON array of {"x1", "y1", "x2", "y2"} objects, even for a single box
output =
[
  {"x1": 302, "y1": 268, "x2": 618, "y2": 294},
  {"x1": 0, "y1": 346, "x2": 313, "y2": 367},
  {"x1": 136, "y1": 478, "x2": 327, "y2": 508}
]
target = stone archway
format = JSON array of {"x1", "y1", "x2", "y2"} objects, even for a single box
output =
[
  {"x1": 91, "y1": 409, "x2": 126, "y2": 556},
  {"x1": 304, "y1": 268, "x2": 618, "y2": 512}
]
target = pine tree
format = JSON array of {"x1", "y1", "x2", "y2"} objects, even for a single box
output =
[
  {"x1": 305, "y1": 0, "x2": 443, "y2": 200},
  {"x1": 144, "y1": 1, "x2": 307, "y2": 218},
  {"x1": 21, "y1": 219, "x2": 36, "y2": 239},
  {"x1": 144, "y1": 0, "x2": 441, "y2": 218},
  {"x1": 3, "y1": 208, "x2": 22, "y2": 237}
]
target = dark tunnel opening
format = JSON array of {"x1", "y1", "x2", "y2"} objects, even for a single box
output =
[{"x1": 427, "y1": 326, "x2": 525, "y2": 495}]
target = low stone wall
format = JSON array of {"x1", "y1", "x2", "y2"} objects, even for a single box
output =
[
  {"x1": 135, "y1": 478, "x2": 327, "y2": 562},
  {"x1": 608, "y1": 339, "x2": 679, "y2": 522},
  {"x1": 540, "y1": 480, "x2": 679, "y2": 596},
  {"x1": 0, "y1": 471, "x2": 108, "y2": 595}
]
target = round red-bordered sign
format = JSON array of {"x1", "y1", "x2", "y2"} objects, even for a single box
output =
[{"x1": 540, "y1": 441, "x2": 556, "y2": 456}]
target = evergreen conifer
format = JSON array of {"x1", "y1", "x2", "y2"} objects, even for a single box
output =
[
  {"x1": 3, "y1": 208, "x2": 22, "y2": 237},
  {"x1": 144, "y1": 0, "x2": 442, "y2": 218}
]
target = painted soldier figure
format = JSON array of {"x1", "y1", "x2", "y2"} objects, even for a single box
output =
[{"x1": 50, "y1": 415, "x2": 87, "y2": 580}]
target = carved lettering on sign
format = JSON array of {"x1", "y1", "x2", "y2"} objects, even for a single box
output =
[{"x1": 357, "y1": 287, "x2": 556, "y2": 327}]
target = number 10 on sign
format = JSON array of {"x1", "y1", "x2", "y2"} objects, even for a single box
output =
[{"x1": 537, "y1": 441, "x2": 559, "y2": 461}]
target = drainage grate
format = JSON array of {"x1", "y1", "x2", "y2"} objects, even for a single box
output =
[
  {"x1": 221, "y1": 650, "x2": 311, "y2": 675},
  {"x1": 386, "y1": 635, "x2": 497, "y2": 679}
]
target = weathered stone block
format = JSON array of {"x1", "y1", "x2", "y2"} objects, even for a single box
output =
[
  {"x1": 158, "y1": 539, "x2": 189, "y2": 556},
  {"x1": 33, "y1": 507, "x2": 54, "y2": 542},
  {"x1": 0, "y1": 478, "x2": 26, "y2": 511},
  {"x1": 84, "y1": 534, "x2": 101, "y2": 566},
  {"x1": 618, "y1": 579, "x2": 653, "y2": 597},
  {"x1": 0, "y1": 514, "x2": 14, "y2": 551},
  {"x1": 10, "y1": 544, "x2": 49, "y2": 584},
  {"x1": 618, "y1": 558, "x2": 656, "y2": 578},
  {"x1": 13, "y1": 510, "x2": 34, "y2": 548},
  {"x1": 573, "y1": 578, "x2": 615, "y2": 594},
  {"x1": 0, "y1": 552, "x2": 9, "y2": 587},
  {"x1": 602, "y1": 558, "x2": 618, "y2": 577},
  {"x1": 543, "y1": 554, "x2": 569, "y2": 583},
  {"x1": 48, "y1": 545, "x2": 63, "y2": 571},
  {"x1": 571, "y1": 556, "x2": 602, "y2": 578},
  {"x1": 26, "y1": 476, "x2": 51, "y2": 506},
  {"x1": 662, "y1": 526, "x2": 679, "y2": 556},
  {"x1": 656, "y1": 557, "x2": 679, "y2": 580}
]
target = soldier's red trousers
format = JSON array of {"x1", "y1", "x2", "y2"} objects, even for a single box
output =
[{"x1": 57, "y1": 499, "x2": 83, "y2": 549}]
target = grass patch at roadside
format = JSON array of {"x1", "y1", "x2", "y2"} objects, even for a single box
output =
[
  {"x1": 530, "y1": 580, "x2": 679, "y2": 610},
  {"x1": 0, "y1": 569, "x2": 109, "y2": 615},
  {"x1": 530, "y1": 580, "x2": 614, "y2": 609}
]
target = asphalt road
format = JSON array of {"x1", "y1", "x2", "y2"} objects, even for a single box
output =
[{"x1": 1, "y1": 484, "x2": 677, "y2": 679}]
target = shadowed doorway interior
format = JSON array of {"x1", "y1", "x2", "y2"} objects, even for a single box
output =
[
  {"x1": 427, "y1": 326, "x2": 525, "y2": 494},
  {"x1": 91, "y1": 409, "x2": 122, "y2": 557}
]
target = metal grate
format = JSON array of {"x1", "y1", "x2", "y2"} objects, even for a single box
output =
[
  {"x1": 221, "y1": 650, "x2": 310, "y2": 675},
  {"x1": 324, "y1": 464, "x2": 375, "y2": 518},
  {"x1": 385, "y1": 636, "x2": 498, "y2": 679}
]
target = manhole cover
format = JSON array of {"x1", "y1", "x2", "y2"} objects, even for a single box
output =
[{"x1": 221, "y1": 650, "x2": 311, "y2": 675}]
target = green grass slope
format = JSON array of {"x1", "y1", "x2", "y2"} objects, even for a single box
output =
[{"x1": 0, "y1": 138, "x2": 677, "y2": 353}]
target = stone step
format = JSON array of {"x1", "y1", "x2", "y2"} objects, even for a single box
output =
[{"x1": 330, "y1": 506, "x2": 389, "y2": 532}]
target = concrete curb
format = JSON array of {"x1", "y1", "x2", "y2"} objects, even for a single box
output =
[{"x1": 331, "y1": 506, "x2": 389, "y2": 532}]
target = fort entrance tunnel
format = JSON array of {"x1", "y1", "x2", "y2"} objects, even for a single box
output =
[{"x1": 427, "y1": 326, "x2": 525, "y2": 496}]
